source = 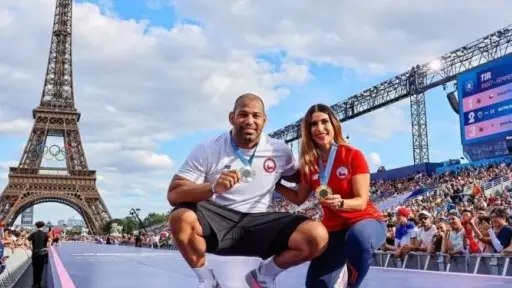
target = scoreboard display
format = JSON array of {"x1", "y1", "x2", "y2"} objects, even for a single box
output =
[{"x1": 458, "y1": 54, "x2": 512, "y2": 145}]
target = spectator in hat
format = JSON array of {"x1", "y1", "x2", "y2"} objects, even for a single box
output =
[
  {"x1": 445, "y1": 210, "x2": 466, "y2": 256},
  {"x1": 414, "y1": 211, "x2": 437, "y2": 252},
  {"x1": 394, "y1": 207, "x2": 418, "y2": 258}
]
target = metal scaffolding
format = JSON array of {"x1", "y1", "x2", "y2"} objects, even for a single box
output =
[{"x1": 269, "y1": 25, "x2": 512, "y2": 164}]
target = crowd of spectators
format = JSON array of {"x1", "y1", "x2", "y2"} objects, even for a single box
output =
[
  {"x1": 272, "y1": 162, "x2": 512, "y2": 261},
  {"x1": 0, "y1": 226, "x2": 32, "y2": 275},
  {"x1": 97, "y1": 230, "x2": 175, "y2": 250},
  {"x1": 370, "y1": 162, "x2": 511, "y2": 205}
]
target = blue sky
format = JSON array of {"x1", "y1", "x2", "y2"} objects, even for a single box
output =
[
  {"x1": 2, "y1": 0, "x2": 496, "y2": 225},
  {"x1": 70, "y1": 0, "x2": 464, "y2": 166}
]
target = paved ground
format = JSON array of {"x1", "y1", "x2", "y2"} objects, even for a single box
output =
[
  {"x1": 13, "y1": 265, "x2": 32, "y2": 288},
  {"x1": 13, "y1": 263, "x2": 47, "y2": 288},
  {"x1": 45, "y1": 243, "x2": 512, "y2": 288}
]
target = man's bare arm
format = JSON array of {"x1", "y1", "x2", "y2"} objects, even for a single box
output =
[
  {"x1": 275, "y1": 182, "x2": 310, "y2": 206},
  {"x1": 167, "y1": 175, "x2": 213, "y2": 206}
]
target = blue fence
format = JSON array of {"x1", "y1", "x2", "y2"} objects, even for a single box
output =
[
  {"x1": 435, "y1": 156, "x2": 512, "y2": 174},
  {"x1": 372, "y1": 251, "x2": 511, "y2": 277},
  {"x1": 371, "y1": 162, "x2": 443, "y2": 182}
]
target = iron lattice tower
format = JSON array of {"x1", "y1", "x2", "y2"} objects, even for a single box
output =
[
  {"x1": 0, "y1": 0, "x2": 111, "y2": 234},
  {"x1": 410, "y1": 93, "x2": 429, "y2": 164},
  {"x1": 408, "y1": 66, "x2": 429, "y2": 164}
]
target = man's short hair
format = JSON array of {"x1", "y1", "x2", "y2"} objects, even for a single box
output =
[
  {"x1": 478, "y1": 215, "x2": 491, "y2": 225},
  {"x1": 462, "y1": 208, "x2": 472, "y2": 215},
  {"x1": 35, "y1": 221, "x2": 45, "y2": 228},
  {"x1": 232, "y1": 93, "x2": 265, "y2": 112}
]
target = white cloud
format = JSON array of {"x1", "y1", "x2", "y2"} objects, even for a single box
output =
[
  {"x1": 369, "y1": 152, "x2": 382, "y2": 166},
  {"x1": 345, "y1": 101, "x2": 411, "y2": 142},
  {"x1": 172, "y1": 0, "x2": 512, "y2": 73},
  {"x1": 168, "y1": 0, "x2": 512, "y2": 146},
  {"x1": 0, "y1": 118, "x2": 32, "y2": 135},
  {"x1": 0, "y1": 0, "x2": 311, "y2": 220},
  {"x1": 0, "y1": 161, "x2": 18, "y2": 171}
]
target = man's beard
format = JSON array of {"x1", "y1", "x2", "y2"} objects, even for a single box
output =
[
  {"x1": 237, "y1": 128, "x2": 259, "y2": 143},
  {"x1": 242, "y1": 134, "x2": 256, "y2": 143}
]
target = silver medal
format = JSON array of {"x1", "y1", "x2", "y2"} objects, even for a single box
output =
[{"x1": 240, "y1": 166, "x2": 255, "y2": 183}]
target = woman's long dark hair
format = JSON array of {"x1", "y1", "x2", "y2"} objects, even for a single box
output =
[{"x1": 299, "y1": 104, "x2": 347, "y2": 177}]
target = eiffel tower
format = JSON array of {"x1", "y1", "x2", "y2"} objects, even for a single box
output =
[{"x1": 0, "y1": 0, "x2": 111, "y2": 234}]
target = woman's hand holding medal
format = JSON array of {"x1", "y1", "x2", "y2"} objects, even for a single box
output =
[
  {"x1": 213, "y1": 169, "x2": 241, "y2": 193},
  {"x1": 320, "y1": 194, "x2": 344, "y2": 210}
]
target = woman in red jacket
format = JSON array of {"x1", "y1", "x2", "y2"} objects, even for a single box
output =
[{"x1": 277, "y1": 104, "x2": 386, "y2": 288}]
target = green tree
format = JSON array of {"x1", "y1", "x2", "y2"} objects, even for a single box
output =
[
  {"x1": 66, "y1": 229, "x2": 82, "y2": 237},
  {"x1": 122, "y1": 216, "x2": 138, "y2": 234},
  {"x1": 143, "y1": 212, "x2": 168, "y2": 227}
]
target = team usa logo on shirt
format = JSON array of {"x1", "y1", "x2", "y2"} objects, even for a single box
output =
[
  {"x1": 312, "y1": 174, "x2": 319, "y2": 180},
  {"x1": 263, "y1": 158, "x2": 276, "y2": 173},
  {"x1": 336, "y1": 166, "x2": 348, "y2": 179}
]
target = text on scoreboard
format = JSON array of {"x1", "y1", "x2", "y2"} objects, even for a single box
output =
[{"x1": 458, "y1": 54, "x2": 512, "y2": 145}]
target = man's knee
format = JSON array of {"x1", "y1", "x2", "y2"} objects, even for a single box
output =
[{"x1": 291, "y1": 220, "x2": 329, "y2": 258}]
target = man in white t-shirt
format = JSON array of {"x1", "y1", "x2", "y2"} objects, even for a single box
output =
[
  {"x1": 414, "y1": 211, "x2": 437, "y2": 252},
  {"x1": 168, "y1": 93, "x2": 329, "y2": 288}
]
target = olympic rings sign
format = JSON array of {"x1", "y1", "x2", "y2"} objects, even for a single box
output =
[{"x1": 31, "y1": 143, "x2": 73, "y2": 161}]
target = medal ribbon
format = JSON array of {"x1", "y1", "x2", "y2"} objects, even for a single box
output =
[
  {"x1": 230, "y1": 133, "x2": 257, "y2": 168},
  {"x1": 318, "y1": 144, "x2": 338, "y2": 186}
]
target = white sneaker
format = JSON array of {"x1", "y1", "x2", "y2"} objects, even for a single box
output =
[
  {"x1": 197, "y1": 269, "x2": 220, "y2": 288},
  {"x1": 245, "y1": 264, "x2": 276, "y2": 288},
  {"x1": 197, "y1": 279, "x2": 220, "y2": 288}
]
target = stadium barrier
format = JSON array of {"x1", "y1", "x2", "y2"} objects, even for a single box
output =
[
  {"x1": 0, "y1": 248, "x2": 31, "y2": 288},
  {"x1": 482, "y1": 175, "x2": 511, "y2": 196},
  {"x1": 61, "y1": 240, "x2": 95, "y2": 244},
  {"x1": 372, "y1": 251, "x2": 512, "y2": 277},
  {"x1": 435, "y1": 156, "x2": 512, "y2": 174}
]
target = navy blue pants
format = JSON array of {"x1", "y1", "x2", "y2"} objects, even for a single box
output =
[{"x1": 305, "y1": 219, "x2": 386, "y2": 288}]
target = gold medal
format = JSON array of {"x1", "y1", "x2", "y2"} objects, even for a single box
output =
[{"x1": 315, "y1": 185, "x2": 332, "y2": 199}]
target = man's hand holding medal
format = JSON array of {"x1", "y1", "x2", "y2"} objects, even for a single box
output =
[{"x1": 213, "y1": 169, "x2": 241, "y2": 193}]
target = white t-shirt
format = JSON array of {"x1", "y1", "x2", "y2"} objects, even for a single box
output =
[
  {"x1": 418, "y1": 225, "x2": 437, "y2": 249},
  {"x1": 449, "y1": 229, "x2": 465, "y2": 252},
  {"x1": 395, "y1": 227, "x2": 419, "y2": 247},
  {"x1": 176, "y1": 131, "x2": 297, "y2": 213}
]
